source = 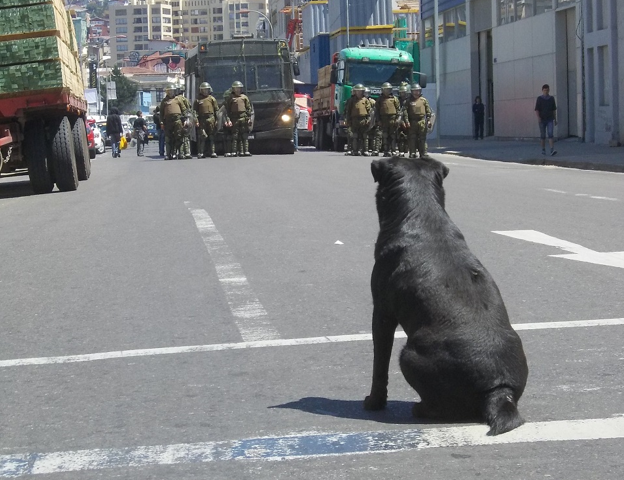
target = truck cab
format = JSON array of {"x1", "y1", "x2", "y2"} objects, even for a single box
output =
[{"x1": 294, "y1": 93, "x2": 313, "y2": 146}]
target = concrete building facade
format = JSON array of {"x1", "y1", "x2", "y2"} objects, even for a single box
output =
[
  {"x1": 419, "y1": 0, "x2": 622, "y2": 145},
  {"x1": 108, "y1": 0, "x2": 269, "y2": 67}
]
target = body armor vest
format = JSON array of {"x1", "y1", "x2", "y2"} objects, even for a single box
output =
[
  {"x1": 197, "y1": 97, "x2": 215, "y2": 115},
  {"x1": 353, "y1": 98, "x2": 369, "y2": 116},
  {"x1": 230, "y1": 96, "x2": 247, "y2": 114},
  {"x1": 408, "y1": 97, "x2": 427, "y2": 118},
  {"x1": 380, "y1": 96, "x2": 397, "y2": 115},
  {"x1": 163, "y1": 98, "x2": 182, "y2": 116}
]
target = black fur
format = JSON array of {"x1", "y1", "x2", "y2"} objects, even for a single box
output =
[{"x1": 364, "y1": 156, "x2": 528, "y2": 435}]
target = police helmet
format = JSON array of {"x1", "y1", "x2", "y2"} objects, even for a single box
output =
[
  {"x1": 352, "y1": 83, "x2": 365, "y2": 92},
  {"x1": 411, "y1": 83, "x2": 422, "y2": 91},
  {"x1": 165, "y1": 84, "x2": 177, "y2": 96},
  {"x1": 200, "y1": 82, "x2": 212, "y2": 94},
  {"x1": 399, "y1": 84, "x2": 409, "y2": 94},
  {"x1": 381, "y1": 82, "x2": 393, "y2": 91},
  {"x1": 231, "y1": 80, "x2": 244, "y2": 89}
]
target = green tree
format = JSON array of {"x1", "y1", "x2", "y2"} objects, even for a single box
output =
[
  {"x1": 101, "y1": 66, "x2": 138, "y2": 114},
  {"x1": 86, "y1": 1, "x2": 109, "y2": 19}
]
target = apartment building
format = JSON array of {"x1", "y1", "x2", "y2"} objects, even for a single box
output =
[{"x1": 109, "y1": 1, "x2": 269, "y2": 67}]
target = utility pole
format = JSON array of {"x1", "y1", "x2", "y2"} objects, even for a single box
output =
[{"x1": 345, "y1": 0, "x2": 350, "y2": 48}]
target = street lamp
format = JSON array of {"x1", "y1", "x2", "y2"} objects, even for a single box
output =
[{"x1": 239, "y1": 9, "x2": 273, "y2": 39}]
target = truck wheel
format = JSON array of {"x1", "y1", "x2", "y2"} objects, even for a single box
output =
[
  {"x1": 72, "y1": 118, "x2": 91, "y2": 181},
  {"x1": 49, "y1": 116, "x2": 79, "y2": 191},
  {"x1": 317, "y1": 119, "x2": 327, "y2": 150},
  {"x1": 24, "y1": 120, "x2": 54, "y2": 194}
]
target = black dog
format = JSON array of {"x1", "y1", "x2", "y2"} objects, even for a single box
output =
[{"x1": 364, "y1": 157, "x2": 528, "y2": 435}]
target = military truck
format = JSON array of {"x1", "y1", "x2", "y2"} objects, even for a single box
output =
[
  {"x1": 0, "y1": 0, "x2": 91, "y2": 194},
  {"x1": 186, "y1": 37, "x2": 299, "y2": 154},
  {"x1": 312, "y1": 45, "x2": 426, "y2": 152}
]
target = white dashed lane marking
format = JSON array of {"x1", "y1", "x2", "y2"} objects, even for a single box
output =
[
  {"x1": 185, "y1": 201, "x2": 281, "y2": 342},
  {"x1": 1, "y1": 318, "x2": 623, "y2": 368}
]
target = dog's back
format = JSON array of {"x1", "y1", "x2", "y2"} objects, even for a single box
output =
[{"x1": 368, "y1": 157, "x2": 528, "y2": 435}]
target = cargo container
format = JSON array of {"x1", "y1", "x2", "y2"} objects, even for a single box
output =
[
  {"x1": 301, "y1": 0, "x2": 329, "y2": 48},
  {"x1": 0, "y1": 0, "x2": 91, "y2": 194},
  {"x1": 328, "y1": 0, "x2": 395, "y2": 32},
  {"x1": 309, "y1": 33, "x2": 330, "y2": 85}
]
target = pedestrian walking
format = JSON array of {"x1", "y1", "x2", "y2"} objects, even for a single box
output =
[
  {"x1": 132, "y1": 111, "x2": 147, "y2": 157},
  {"x1": 153, "y1": 106, "x2": 165, "y2": 156},
  {"x1": 224, "y1": 81, "x2": 253, "y2": 156},
  {"x1": 535, "y1": 84, "x2": 557, "y2": 156},
  {"x1": 403, "y1": 84, "x2": 432, "y2": 159},
  {"x1": 106, "y1": 107, "x2": 123, "y2": 157},
  {"x1": 472, "y1": 96, "x2": 485, "y2": 140}
]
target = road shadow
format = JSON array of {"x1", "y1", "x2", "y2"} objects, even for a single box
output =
[
  {"x1": 0, "y1": 177, "x2": 36, "y2": 199},
  {"x1": 269, "y1": 397, "x2": 431, "y2": 425}
]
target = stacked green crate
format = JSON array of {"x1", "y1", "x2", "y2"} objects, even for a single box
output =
[{"x1": 0, "y1": 0, "x2": 84, "y2": 98}]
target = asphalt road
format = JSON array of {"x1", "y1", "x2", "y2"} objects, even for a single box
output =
[{"x1": 1, "y1": 143, "x2": 623, "y2": 479}]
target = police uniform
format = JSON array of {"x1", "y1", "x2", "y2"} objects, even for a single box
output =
[
  {"x1": 377, "y1": 93, "x2": 400, "y2": 156},
  {"x1": 403, "y1": 93, "x2": 432, "y2": 159},
  {"x1": 366, "y1": 96, "x2": 380, "y2": 155},
  {"x1": 160, "y1": 94, "x2": 187, "y2": 159},
  {"x1": 346, "y1": 95, "x2": 372, "y2": 156},
  {"x1": 343, "y1": 94, "x2": 356, "y2": 155},
  {"x1": 225, "y1": 91, "x2": 252, "y2": 156},
  {"x1": 177, "y1": 94, "x2": 193, "y2": 159},
  {"x1": 194, "y1": 93, "x2": 219, "y2": 157}
]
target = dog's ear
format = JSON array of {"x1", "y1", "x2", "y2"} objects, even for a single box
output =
[
  {"x1": 441, "y1": 163, "x2": 449, "y2": 178},
  {"x1": 371, "y1": 160, "x2": 384, "y2": 183}
]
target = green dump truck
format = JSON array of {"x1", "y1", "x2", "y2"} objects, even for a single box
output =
[
  {"x1": 313, "y1": 45, "x2": 426, "y2": 152},
  {"x1": 0, "y1": 0, "x2": 91, "y2": 194}
]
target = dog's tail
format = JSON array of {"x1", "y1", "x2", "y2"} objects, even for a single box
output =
[{"x1": 484, "y1": 387, "x2": 525, "y2": 436}]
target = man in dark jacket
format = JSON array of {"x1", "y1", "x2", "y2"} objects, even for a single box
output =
[
  {"x1": 535, "y1": 84, "x2": 557, "y2": 156},
  {"x1": 106, "y1": 107, "x2": 123, "y2": 157}
]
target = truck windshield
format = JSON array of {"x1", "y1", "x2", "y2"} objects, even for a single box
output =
[
  {"x1": 345, "y1": 62, "x2": 413, "y2": 87},
  {"x1": 202, "y1": 61, "x2": 284, "y2": 97}
]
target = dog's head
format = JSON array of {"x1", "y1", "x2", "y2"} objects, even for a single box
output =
[{"x1": 371, "y1": 156, "x2": 450, "y2": 227}]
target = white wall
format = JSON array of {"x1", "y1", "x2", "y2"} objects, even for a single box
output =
[
  {"x1": 491, "y1": 11, "x2": 557, "y2": 138},
  {"x1": 438, "y1": 36, "x2": 472, "y2": 137}
]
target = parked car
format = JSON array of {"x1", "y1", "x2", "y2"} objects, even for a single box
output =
[
  {"x1": 96, "y1": 121, "x2": 110, "y2": 146},
  {"x1": 146, "y1": 123, "x2": 158, "y2": 140},
  {"x1": 86, "y1": 123, "x2": 96, "y2": 159},
  {"x1": 93, "y1": 126, "x2": 105, "y2": 154}
]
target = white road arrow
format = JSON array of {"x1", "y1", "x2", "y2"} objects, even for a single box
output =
[{"x1": 493, "y1": 230, "x2": 624, "y2": 269}]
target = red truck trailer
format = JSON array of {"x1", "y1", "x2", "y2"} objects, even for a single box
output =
[{"x1": 0, "y1": 0, "x2": 91, "y2": 194}]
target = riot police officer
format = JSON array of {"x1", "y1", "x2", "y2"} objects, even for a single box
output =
[
  {"x1": 160, "y1": 84, "x2": 187, "y2": 160},
  {"x1": 403, "y1": 83, "x2": 432, "y2": 159},
  {"x1": 376, "y1": 82, "x2": 400, "y2": 157},
  {"x1": 224, "y1": 81, "x2": 252, "y2": 156},
  {"x1": 177, "y1": 87, "x2": 193, "y2": 159},
  {"x1": 193, "y1": 82, "x2": 219, "y2": 158},
  {"x1": 345, "y1": 84, "x2": 371, "y2": 156},
  {"x1": 364, "y1": 87, "x2": 380, "y2": 156},
  {"x1": 397, "y1": 83, "x2": 410, "y2": 157}
]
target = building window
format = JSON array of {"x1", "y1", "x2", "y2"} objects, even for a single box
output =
[
  {"x1": 598, "y1": 45, "x2": 610, "y2": 106},
  {"x1": 152, "y1": 7, "x2": 160, "y2": 14},
  {"x1": 214, "y1": 33, "x2": 223, "y2": 40},
  {"x1": 115, "y1": 9, "x2": 127, "y2": 16},
  {"x1": 213, "y1": 7, "x2": 222, "y2": 14},
  {"x1": 163, "y1": 8, "x2": 171, "y2": 15},
  {"x1": 116, "y1": 27, "x2": 127, "y2": 34},
  {"x1": 597, "y1": 0, "x2": 609, "y2": 30},
  {"x1": 535, "y1": 0, "x2": 552, "y2": 15},
  {"x1": 153, "y1": 17, "x2": 161, "y2": 24},
  {"x1": 116, "y1": 18, "x2": 127, "y2": 25},
  {"x1": 117, "y1": 44, "x2": 128, "y2": 51}
]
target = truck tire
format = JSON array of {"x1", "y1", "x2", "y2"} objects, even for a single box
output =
[
  {"x1": 317, "y1": 119, "x2": 327, "y2": 150},
  {"x1": 24, "y1": 120, "x2": 54, "y2": 194},
  {"x1": 72, "y1": 118, "x2": 91, "y2": 181},
  {"x1": 49, "y1": 116, "x2": 79, "y2": 191}
]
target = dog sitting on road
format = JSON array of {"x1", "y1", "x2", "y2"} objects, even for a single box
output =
[{"x1": 364, "y1": 156, "x2": 528, "y2": 435}]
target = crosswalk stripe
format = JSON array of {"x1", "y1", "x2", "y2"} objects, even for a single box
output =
[
  {"x1": 0, "y1": 318, "x2": 623, "y2": 368},
  {"x1": 1, "y1": 416, "x2": 623, "y2": 477}
]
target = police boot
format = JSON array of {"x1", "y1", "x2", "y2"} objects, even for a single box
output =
[
  {"x1": 243, "y1": 139, "x2": 251, "y2": 156},
  {"x1": 232, "y1": 139, "x2": 238, "y2": 157}
]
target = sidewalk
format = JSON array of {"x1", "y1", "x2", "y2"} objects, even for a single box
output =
[{"x1": 428, "y1": 136, "x2": 624, "y2": 173}]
